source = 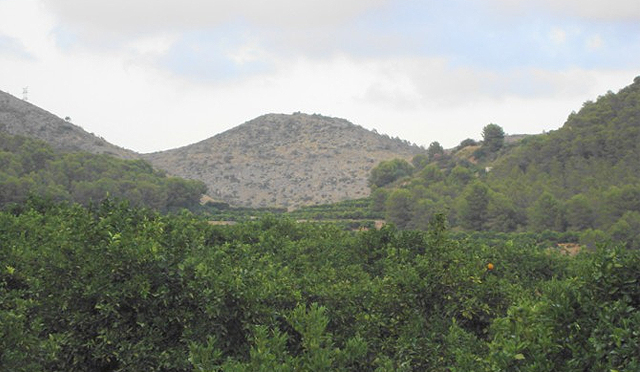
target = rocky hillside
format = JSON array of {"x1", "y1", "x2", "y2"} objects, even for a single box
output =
[
  {"x1": 0, "y1": 91, "x2": 426, "y2": 209},
  {"x1": 143, "y1": 113, "x2": 424, "y2": 208},
  {"x1": 0, "y1": 90, "x2": 136, "y2": 159}
]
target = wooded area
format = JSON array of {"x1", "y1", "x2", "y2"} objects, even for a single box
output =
[
  {"x1": 369, "y1": 77, "x2": 640, "y2": 249},
  {"x1": 0, "y1": 133, "x2": 206, "y2": 212},
  {"x1": 2, "y1": 199, "x2": 639, "y2": 371}
]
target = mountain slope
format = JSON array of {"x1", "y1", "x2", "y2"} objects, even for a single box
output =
[
  {"x1": 0, "y1": 131, "x2": 207, "y2": 210},
  {"x1": 369, "y1": 75, "x2": 640, "y2": 235},
  {"x1": 143, "y1": 113, "x2": 424, "y2": 208},
  {"x1": 489, "y1": 77, "x2": 640, "y2": 193},
  {"x1": 0, "y1": 90, "x2": 137, "y2": 159}
]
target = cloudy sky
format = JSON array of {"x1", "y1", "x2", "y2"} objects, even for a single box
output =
[{"x1": 0, "y1": 0, "x2": 638, "y2": 153}]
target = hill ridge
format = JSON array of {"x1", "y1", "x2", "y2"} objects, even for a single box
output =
[
  {"x1": 143, "y1": 113, "x2": 424, "y2": 208},
  {"x1": 0, "y1": 90, "x2": 137, "y2": 159}
]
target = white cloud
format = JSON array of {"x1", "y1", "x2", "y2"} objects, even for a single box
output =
[
  {"x1": 545, "y1": 0, "x2": 640, "y2": 22},
  {"x1": 486, "y1": 0, "x2": 640, "y2": 22},
  {"x1": 352, "y1": 57, "x2": 604, "y2": 109},
  {"x1": 43, "y1": 0, "x2": 390, "y2": 36},
  {"x1": 0, "y1": 0, "x2": 55, "y2": 58},
  {"x1": 125, "y1": 34, "x2": 177, "y2": 56}
]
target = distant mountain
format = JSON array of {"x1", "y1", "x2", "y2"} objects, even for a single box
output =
[
  {"x1": 0, "y1": 90, "x2": 137, "y2": 159},
  {"x1": 143, "y1": 113, "x2": 424, "y2": 208}
]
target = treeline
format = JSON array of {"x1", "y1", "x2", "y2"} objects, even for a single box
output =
[
  {"x1": 2, "y1": 199, "x2": 638, "y2": 370},
  {"x1": 0, "y1": 132, "x2": 207, "y2": 211},
  {"x1": 370, "y1": 76, "x2": 640, "y2": 248}
]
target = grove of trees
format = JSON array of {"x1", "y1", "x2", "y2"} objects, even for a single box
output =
[
  {"x1": 0, "y1": 133, "x2": 207, "y2": 211},
  {"x1": 2, "y1": 199, "x2": 639, "y2": 371},
  {"x1": 369, "y1": 77, "x2": 640, "y2": 250}
]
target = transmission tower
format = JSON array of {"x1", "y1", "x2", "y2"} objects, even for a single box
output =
[{"x1": 22, "y1": 86, "x2": 29, "y2": 101}]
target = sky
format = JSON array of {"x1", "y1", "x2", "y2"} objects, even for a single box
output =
[{"x1": 0, "y1": 0, "x2": 639, "y2": 153}]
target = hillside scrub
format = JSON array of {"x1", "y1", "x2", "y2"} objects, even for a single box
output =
[
  {"x1": 142, "y1": 113, "x2": 422, "y2": 208},
  {"x1": 2, "y1": 199, "x2": 639, "y2": 371}
]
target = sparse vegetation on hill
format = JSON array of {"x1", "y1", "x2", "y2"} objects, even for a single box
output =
[
  {"x1": 143, "y1": 113, "x2": 423, "y2": 208},
  {"x1": 0, "y1": 90, "x2": 136, "y2": 159}
]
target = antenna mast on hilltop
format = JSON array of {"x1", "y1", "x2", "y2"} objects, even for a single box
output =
[{"x1": 22, "y1": 86, "x2": 29, "y2": 101}]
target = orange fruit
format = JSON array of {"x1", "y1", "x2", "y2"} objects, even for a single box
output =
[{"x1": 487, "y1": 263, "x2": 494, "y2": 270}]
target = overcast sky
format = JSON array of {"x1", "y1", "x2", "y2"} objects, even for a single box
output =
[{"x1": 1, "y1": 0, "x2": 638, "y2": 153}]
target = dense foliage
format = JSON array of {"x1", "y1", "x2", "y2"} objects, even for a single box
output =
[
  {"x1": 0, "y1": 133, "x2": 207, "y2": 211},
  {"x1": 2, "y1": 199, "x2": 639, "y2": 371},
  {"x1": 370, "y1": 77, "x2": 640, "y2": 248}
]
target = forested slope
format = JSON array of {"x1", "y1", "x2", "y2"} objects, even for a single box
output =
[
  {"x1": 371, "y1": 76, "x2": 640, "y2": 246},
  {"x1": 0, "y1": 132, "x2": 206, "y2": 211},
  {"x1": 486, "y1": 76, "x2": 640, "y2": 231}
]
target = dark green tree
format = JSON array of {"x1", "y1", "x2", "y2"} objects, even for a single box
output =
[
  {"x1": 427, "y1": 141, "x2": 445, "y2": 161},
  {"x1": 416, "y1": 164, "x2": 445, "y2": 186},
  {"x1": 565, "y1": 193, "x2": 595, "y2": 230},
  {"x1": 385, "y1": 188, "x2": 413, "y2": 229},
  {"x1": 481, "y1": 123, "x2": 505, "y2": 153},
  {"x1": 370, "y1": 187, "x2": 389, "y2": 213},
  {"x1": 458, "y1": 181, "x2": 490, "y2": 230},
  {"x1": 528, "y1": 192, "x2": 566, "y2": 232},
  {"x1": 368, "y1": 159, "x2": 414, "y2": 188},
  {"x1": 608, "y1": 211, "x2": 640, "y2": 249},
  {"x1": 411, "y1": 153, "x2": 430, "y2": 170},
  {"x1": 457, "y1": 138, "x2": 477, "y2": 150},
  {"x1": 449, "y1": 165, "x2": 473, "y2": 187}
]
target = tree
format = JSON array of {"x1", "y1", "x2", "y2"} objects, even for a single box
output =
[
  {"x1": 565, "y1": 194, "x2": 595, "y2": 230},
  {"x1": 528, "y1": 192, "x2": 566, "y2": 232},
  {"x1": 416, "y1": 164, "x2": 445, "y2": 186},
  {"x1": 487, "y1": 191, "x2": 520, "y2": 232},
  {"x1": 457, "y1": 138, "x2": 477, "y2": 150},
  {"x1": 458, "y1": 181, "x2": 491, "y2": 230},
  {"x1": 385, "y1": 189, "x2": 413, "y2": 229},
  {"x1": 608, "y1": 211, "x2": 640, "y2": 249},
  {"x1": 427, "y1": 141, "x2": 444, "y2": 161},
  {"x1": 370, "y1": 187, "x2": 389, "y2": 213},
  {"x1": 481, "y1": 124, "x2": 505, "y2": 153},
  {"x1": 449, "y1": 165, "x2": 473, "y2": 187},
  {"x1": 368, "y1": 159, "x2": 413, "y2": 188},
  {"x1": 411, "y1": 154, "x2": 430, "y2": 170}
]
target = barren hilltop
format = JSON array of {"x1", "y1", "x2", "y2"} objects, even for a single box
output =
[{"x1": 143, "y1": 113, "x2": 424, "y2": 208}]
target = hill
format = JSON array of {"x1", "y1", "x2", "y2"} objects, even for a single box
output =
[
  {"x1": 143, "y1": 113, "x2": 424, "y2": 208},
  {"x1": 0, "y1": 90, "x2": 137, "y2": 159},
  {"x1": 0, "y1": 132, "x2": 206, "y2": 211},
  {"x1": 370, "y1": 76, "x2": 640, "y2": 242},
  {"x1": 0, "y1": 92, "x2": 426, "y2": 208}
]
